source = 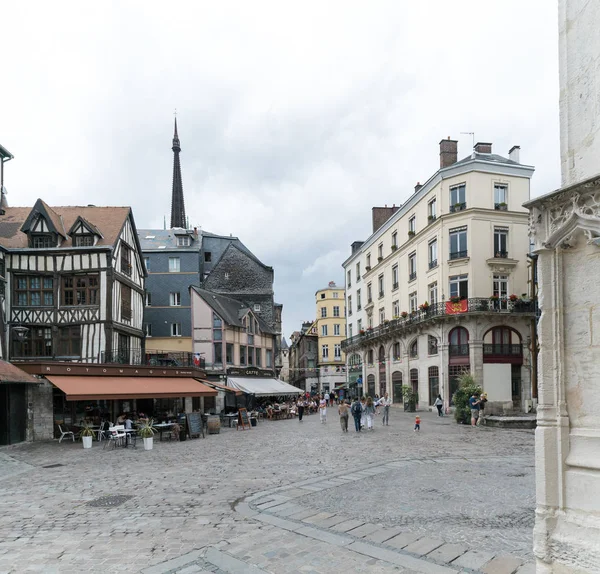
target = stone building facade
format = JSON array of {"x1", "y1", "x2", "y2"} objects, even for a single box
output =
[
  {"x1": 342, "y1": 138, "x2": 536, "y2": 412},
  {"x1": 288, "y1": 323, "x2": 319, "y2": 393},
  {"x1": 529, "y1": 1, "x2": 600, "y2": 571}
]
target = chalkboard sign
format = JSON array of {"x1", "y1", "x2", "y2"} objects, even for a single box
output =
[
  {"x1": 237, "y1": 408, "x2": 251, "y2": 431},
  {"x1": 186, "y1": 412, "x2": 205, "y2": 438}
]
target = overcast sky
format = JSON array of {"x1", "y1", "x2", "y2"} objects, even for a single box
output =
[{"x1": 2, "y1": 1, "x2": 560, "y2": 339}]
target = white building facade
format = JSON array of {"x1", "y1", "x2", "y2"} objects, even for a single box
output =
[{"x1": 342, "y1": 139, "x2": 536, "y2": 413}]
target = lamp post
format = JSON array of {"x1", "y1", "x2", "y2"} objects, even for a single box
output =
[{"x1": 12, "y1": 325, "x2": 29, "y2": 357}]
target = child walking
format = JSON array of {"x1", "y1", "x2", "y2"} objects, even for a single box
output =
[
  {"x1": 414, "y1": 415, "x2": 421, "y2": 432},
  {"x1": 319, "y1": 396, "x2": 327, "y2": 424}
]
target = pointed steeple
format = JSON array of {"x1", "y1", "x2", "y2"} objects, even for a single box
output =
[{"x1": 170, "y1": 117, "x2": 186, "y2": 229}]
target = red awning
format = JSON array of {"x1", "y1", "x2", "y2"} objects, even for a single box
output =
[{"x1": 47, "y1": 376, "x2": 217, "y2": 401}]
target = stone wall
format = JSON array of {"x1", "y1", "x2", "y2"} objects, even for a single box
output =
[{"x1": 28, "y1": 381, "x2": 54, "y2": 441}]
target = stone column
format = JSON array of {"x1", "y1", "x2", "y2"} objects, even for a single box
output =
[
  {"x1": 470, "y1": 340, "x2": 484, "y2": 387},
  {"x1": 439, "y1": 344, "x2": 450, "y2": 410}
]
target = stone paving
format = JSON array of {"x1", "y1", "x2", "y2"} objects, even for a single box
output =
[{"x1": 0, "y1": 408, "x2": 535, "y2": 573}]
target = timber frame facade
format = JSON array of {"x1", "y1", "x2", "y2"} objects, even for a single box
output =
[{"x1": 0, "y1": 198, "x2": 146, "y2": 363}]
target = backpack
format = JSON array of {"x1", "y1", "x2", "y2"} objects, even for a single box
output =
[{"x1": 352, "y1": 402, "x2": 362, "y2": 416}]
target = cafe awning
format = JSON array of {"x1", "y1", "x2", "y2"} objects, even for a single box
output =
[
  {"x1": 227, "y1": 377, "x2": 302, "y2": 396},
  {"x1": 0, "y1": 361, "x2": 40, "y2": 384},
  {"x1": 47, "y1": 376, "x2": 217, "y2": 401},
  {"x1": 196, "y1": 379, "x2": 244, "y2": 396}
]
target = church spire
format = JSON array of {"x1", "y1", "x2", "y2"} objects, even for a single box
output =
[{"x1": 170, "y1": 117, "x2": 186, "y2": 229}]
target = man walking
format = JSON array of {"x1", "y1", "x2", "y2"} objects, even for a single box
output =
[
  {"x1": 469, "y1": 392, "x2": 481, "y2": 427},
  {"x1": 381, "y1": 392, "x2": 392, "y2": 425},
  {"x1": 338, "y1": 401, "x2": 349, "y2": 433},
  {"x1": 351, "y1": 397, "x2": 363, "y2": 432}
]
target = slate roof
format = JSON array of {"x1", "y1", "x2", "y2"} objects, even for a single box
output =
[
  {"x1": 137, "y1": 228, "x2": 200, "y2": 251},
  {"x1": 453, "y1": 152, "x2": 519, "y2": 167},
  {"x1": 202, "y1": 230, "x2": 271, "y2": 269},
  {"x1": 0, "y1": 204, "x2": 132, "y2": 249}
]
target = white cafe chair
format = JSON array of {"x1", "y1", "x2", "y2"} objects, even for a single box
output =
[{"x1": 58, "y1": 425, "x2": 75, "y2": 443}]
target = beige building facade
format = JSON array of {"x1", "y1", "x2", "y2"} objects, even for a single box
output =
[
  {"x1": 342, "y1": 139, "x2": 536, "y2": 411},
  {"x1": 314, "y1": 281, "x2": 346, "y2": 393}
]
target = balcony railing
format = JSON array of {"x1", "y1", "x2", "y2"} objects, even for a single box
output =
[
  {"x1": 409, "y1": 272, "x2": 417, "y2": 281},
  {"x1": 428, "y1": 215, "x2": 437, "y2": 225},
  {"x1": 392, "y1": 282, "x2": 399, "y2": 290},
  {"x1": 495, "y1": 203, "x2": 508, "y2": 211},
  {"x1": 429, "y1": 260, "x2": 438, "y2": 269},
  {"x1": 449, "y1": 250, "x2": 468, "y2": 260},
  {"x1": 494, "y1": 251, "x2": 508, "y2": 258},
  {"x1": 450, "y1": 202, "x2": 467, "y2": 213},
  {"x1": 483, "y1": 344, "x2": 523, "y2": 357},
  {"x1": 449, "y1": 344, "x2": 470, "y2": 356},
  {"x1": 341, "y1": 297, "x2": 536, "y2": 351},
  {"x1": 101, "y1": 350, "x2": 205, "y2": 368}
]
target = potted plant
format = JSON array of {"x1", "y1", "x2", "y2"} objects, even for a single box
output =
[
  {"x1": 391, "y1": 244, "x2": 398, "y2": 251},
  {"x1": 498, "y1": 202, "x2": 508, "y2": 210},
  {"x1": 451, "y1": 372, "x2": 482, "y2": 424},
  {"x1": 509, "y1": 294, "x2": 519, "y2": 302},
  {"x1": 79, "y1": 422, "x2": 95, "y2": 449},
  {"x1": 377, "y1": 256, "x2": 384, "y2": 263},
  {"x1": 489, "y1": 294, "x2": 499, "y2": 301},
  {"x1": 419, "y1": 301, "x2": 429, "y2": 312},
  {"x1": 359, "y1": 329, "x2": 366, "y2": 336},
  {"x1": 454, "y1": 202, "x2": 464, "y2": 210},
  {"x1": 137, "y1": 418, "x2": 156, "y2": 450},
  {"x1": 401, "y1": 311, "x2": 408, "y2": 319},
  {"x1": 401, "y1": 385, "x2": 418, "y2": 412},
  {"x1": 428, "y1": 214, "x2": 435, "y2": 221},
  {"x1": 365, "y1": 265, "x2": 371, "y2": 271},
  {"x1": 408, "y1": 230, "x2": 416, "y2": 238},
  {"x1": 450, "y1": 296, "x2": 461, "y2": 304}
]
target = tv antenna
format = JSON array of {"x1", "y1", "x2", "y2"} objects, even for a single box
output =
[{"x1": 461, "y1": 132, "x2": 475, "y2": 150}]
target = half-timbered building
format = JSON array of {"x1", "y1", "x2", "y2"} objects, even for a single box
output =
[{"x1": 0, "y1": 198, "x2": 146, "y2": 363}]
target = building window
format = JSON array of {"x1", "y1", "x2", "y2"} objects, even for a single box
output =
[
  {"x1": 409, "y1": 339, "x2": 418, "y2": 358},
  {"x1": 450, "y1": 184, "x2": 466, "y2": 211},
  {"x1": 368, "y1": 316, "x2": 373, "y2": 329},
  {"x1": 347, "y1": 270, "x2": 352, "y2": 287},
  {"x1": 321, "y1": 307, "x2": 327, "y2": 318},
  {"x1": 428, "y1": 282, "x2": 438, "y2": 305},
  {"x1": 493, "y1": 274, "x2": 509, "y2": 305},
  {"x1": 494, "y1": 227, "x2": 509, "y2": 258},
  {"x1": 393, "y1": 342, "x2": 401, "y2": 360},
  {"x1": 145, "y1": 291, "x2": 151, "y2": 306},
  {"x1": 449, "y1": 227, "x2": 468, "y2": 259},
  {"x1": 379, "y1": 307, "x2": 385, "y2": 324},
  {"x1": 226, "y1": 343, "x2": 234, "y2": 364},
  {"x1": 333, "y1": 306, "x2": 340, "y2": 317},
  {"x1": 322, "y1": 344, "x2": 329, "y2": 359},
  {"x1": 15, "y1": 276, "x2": 54, "y2": 306},
  {"x1": 367, "y1": 283, "x2": 373, "y2": 303},
  {"x1": 449, "y1": 274, "x2": 468, "y2": 299},
  {"x1": 214, "y1": 342, "x2": 223, "y2": 365},
  {"x1": 266, "y1": 349, "x2": 273, "y2": 368},
  {"x1": 253, "y1": 304, "x2": 261, "y2": 312},
  {"x1": 428, "y1": 366, "x2": 440, "y2": 405},
  {"x1": 428, "y1": 335, "x2": 438, "y2": 355},
  {"x1": 392, "y1": 265, "x2": 399, "y2": 290},
  {"x1": 213, "y1": 314, "x2": 223, "y2": 341},
  {"x1": 378, "y1": 274, "x2": 384, "y2": 298},
  {"x1": 168, "y1": 257, "x2": 180, "y2": 272},
  {"x1": 121, "y1": 284, "x2": 131, "y2": 321},
  {"x1": 145, "y1": 323, "x2": 152, "y2": 337},
  {"x1": 356, "y1": 290, "x2": 361, "y2": 310},
  {"x1": 409, "y1": 291, "x2": 418, "y2": 313},
  {"x1": 177, "y1": 235, "x2": 190, "y2": 246},
  {"x1": 366, "y1": 253, "x2": 371, "y2": 268},
  {"x1": 171, "y1": 323, "x2": 182, "y2": 336},
  {"x1": 367, "y1": 349, "x2": 374, "y2": 364},
  {"x1": 334, "y1": 324, "x2": 340, "y2": 336},
  {"x1": 348, "y1": 324, "x2": 353, "y2": 338},
  {"x1": 494, "y1": 184, "x2": 508, "y2": 209},
  {"x1": 255, "y1": 348, "x2": 262, "y2": 367},
  {"x1": 378, "y1": 244, "x2": 383, "y2": 259},
  {"x1": 74, "y1": 235, "x2": 94, "y2": 247},
  {"x1": 357, "y1": 318, "x2": 362, "y2": 332},
  {"x1": 170, "y1": 292, "x2": 181, "y2": 306},
  {"x1": 31, "y1": 234, "x2": 55, "y2": 248},
  {"x1": 410, "y1": 368, "x2": 419, "y2": 393},
  {"x1": 13, "y1": 326, "x2": 52, "y2": 358},
  {"x1": 322, "y1": 325, "x2": 328, "y2": 336},
  {"x1": 408, "y1": 216, "x2": 416, "y2": 234},
  {"x1": 333, "y1": 292, "x2": 339, "y2": 299},
  {"x1": 58, "y1": 326, "x2": 81, "y2": 357},
  {"x1": 393, "y1": 300, "x2": 400, "y2": 318},
  {"x1": 408, "y1": 253, "x2": 417, "y2": 281},
  {"x1": 428, "y1": 239, "x2": 438, "y2": 269},
  {"x1": 392, "y1": 231, "x2": 398, "y2": 248},
  {"x1": 428, "y1": 198, "x2": 437, "y2": 221},
  {"x1": 144, "y1": 257, "x2": 150, "y2": 272},
  {"x1": 334, "y1": 344, "x2": 342, "y2": 359},
  {"x1": 348, "y1": 295, "x2": 353, "y2": 315},
  {"x1": 204, "y1": 252, "x2": 212, "y2": 262},
  {"x1": 356, "y1": 262, "x2": 361, "y2": 281},
  {"x1": 120, "y1": 243, "x2": 132, "y2": 276},
  {"x1": 240, "y1": 345, "x2": 247, "y2": 366},
  {"x1": 62, "y1": 275, "x2": 99, "y2": 306}
]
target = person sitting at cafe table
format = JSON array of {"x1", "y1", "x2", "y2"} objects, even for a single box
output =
[
  {"x1": 116, "y1": 413, "x2": 126, "y2": 425},
  {"x1": 124, "y1": 414, "x2": 133, "y2": 430}
]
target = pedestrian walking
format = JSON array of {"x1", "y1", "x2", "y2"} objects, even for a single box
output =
[
  {"x1": 351, "y1": 398, "x2": 363, "y2": 432},
  {"x1": 319, "y1": 396, "x2": 327, "y2": 424},
  {"x1": 364, "y1": 397, "x2": 376, "y2": 431},
  {"x1": 477, "y1": 393, "x2": 488, "y2": 426},
  {"x1": 338, "y1": 401, "x2": 349, "y2": 433},
  {"x1": 434, "y1": 394, "x2": 444, "y2": 417},
  {"x1": 414, "y1": 415, "x2": 421, "y2": 432},
  {"x1": 360, "y1": 397, "x2": 367, "y2": 429},
  {"x1": 298, "y1": 398, "x2": 305, "y2": 422},
  {"x1": 330, "y1": 392, "x2": 335, "y2": 407},
  {"x1": 469, "y1": 392, "x2": 481, "y2": 427},
  {"x1": 381, "y1": 392, "x2": 392, "y2": 425},
  {"x1": 324, "y1": 391, "x2": 330, "y2": 406}
]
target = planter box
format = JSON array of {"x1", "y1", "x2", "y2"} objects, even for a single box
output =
[
  {"x1": 143, "y1": 437, "x2": 154, "y2": 450},
  {"x1": 82, "y1": 436, "x2": 93, "y2": 449}
]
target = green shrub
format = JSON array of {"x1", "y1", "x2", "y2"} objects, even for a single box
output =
[
  {"x1": 401, "y1": 385, "x2": 418, "y2": 412},
  {"x1": 452, "y1": 372, "x2": 482, "y2": 424}
]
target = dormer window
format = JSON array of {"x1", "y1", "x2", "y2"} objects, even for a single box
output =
[
  {"x1": 177, "y1": 235, "x2": 191, "y2": 247},
  {"x1": 68, "y1": 215, "x2": 102, "y2": 248},
  {"x1": 31, "y1": 234, "x2": 56, "y2": 248},
  {"x1": 74, "y1": 235, "x2": 94, "y2": 247}
]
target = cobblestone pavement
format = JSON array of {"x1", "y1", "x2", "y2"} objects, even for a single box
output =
[{"x1": 0, "y1": 409, "x2": 535, "y2": 573}]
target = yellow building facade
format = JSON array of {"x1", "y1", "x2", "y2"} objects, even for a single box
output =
[{"x1": 314, "y1": 281, "x2": 346, "y2": 393}]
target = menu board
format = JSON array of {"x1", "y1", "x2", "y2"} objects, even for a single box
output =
[
  {"x1": 186, "y1": 413, "x2": 204, "y2": 438},
  {"x1": 238, "y1": 408, "x2": 251, "y2": 430}
]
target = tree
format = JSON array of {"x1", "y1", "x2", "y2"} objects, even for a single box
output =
[{"x1": 452, "y1": 371, "x2": 482, "y2": 424}]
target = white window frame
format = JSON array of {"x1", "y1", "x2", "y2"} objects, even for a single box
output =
[
  {"x1": 322, "y1": 344, "x2": 329, "y2": 359},
  {"x1": 348, "y1": 324, "x2": 353, "y2": 338},
  {"x1": 494, "y1": 184, "x2": 508, "y2": 206},
  {"x1": 171, "y1": 322, "x2": 182, "y2": 336},
  {"x1": 393, "y1": 300, "x2": 400, "y2": 317},
  {"x1": 333, "y1": 306, "x2": 340, "y2": 317},
  {"x1": 348, "y1": 295, "x2": 353, "y2": 314},
  {"x1": 392, "y1": 265, "x2": 399, "y2": 288},
  {"x1": 409, "y1": 292, "x2": 418, "y2": 313},
  {"x1": 322, "y1": 325, "x2": 328, "y2": 337},
  {"x1": 333, "y1": 324, "x2": 340, "y2": 336},
  {"x1": 378, "y1": 243, "x2": 383, "y2": 258},
  {"x1": 379, "y1": 307, "x2": 385, "y2": 324},
  {"x1": 334, "y1": 344, "x2": 342, "y2": 359},
  {"x1": 169, "y1": 292, "x2": 181, "y2": 306},
  {"x1": 145, "y1": 323, "x2": 152, "y2": 337},
  {"x1": 450, "y1": 183, "x2": 466, "y2": 207},
  {"x1": 177, "y1": 236, "x2": 190, "y2": 247},
  {"x1": 409, "y1": 216, "x2": 416, "y2": 233},
  {"x1": 168, "y1": 257, "x2": 180, "y2": 272},
  {"x1": 356, "y1": 289, "x2": 361, "y2": 309},
  {"x1": 253, "y1": 304, "x2": 261, "y2": 312},
  {"x1": 347, "y1": 270, "x2": 352, "y2": 287},
  {"x1": 428, "y1": 239, "x2": 438, "y2": 267},
  {"x1": 408, "y1": 253, "x2": 417, "y2": 277},
  {"x1": 321, "y1": 307, "x2": 327, "y2": 318},
  {"x1": 392, "y1": 231, "x2": 398, "y2": 248},
  {"x1": 449, "y1": 228, "x2": 468, "y2": 258},
  {"x1": 429, "y1": 282, "x2": 438, "y2": 304},
  {"x1": 356, "y1": 262, "x2": 361, "y2": 281},
  {"x1": 357, "y1": 319, "x2": 362, "y2": 332},
  {"x1": 449, "y1": 274, "x2": 468, "y2": 299},
  {"x1": 428, "y1": 198, "x2": 437, "y2": 219}
]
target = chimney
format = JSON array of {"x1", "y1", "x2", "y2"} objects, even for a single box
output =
[
  {"x1": 508, "y1": 145, "x2": 520, "y2": 163},
  {"x1": 414, "y1": 182, "x2": 422, "y2": 193},
  {"x1": 193, "y1": 226, "x2": 198, "y2": 236},
  {"x1": 372, "y1": 205, "x2": 400, "y2": 234},
  {"x1": 474, "y1": 142, "x2": 492, "y2": 154},
  {"x1": 439, "y1": 137, "x2": 458, "y2": 168},
  {"x1": 351, "y1": 241, "x2": 364, "y2": 254}
]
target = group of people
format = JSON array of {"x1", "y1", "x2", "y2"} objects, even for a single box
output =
[
  {"x1": 310, "y1": 393, "x2": 392, "y2": 432},
  {"x1": 469, "y1": 392, "x2": 488, "y2": 426}
]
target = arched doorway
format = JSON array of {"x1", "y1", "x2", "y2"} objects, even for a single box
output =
[
  {"x1": 367, "y1": 374, "x2": 375, "y2": 398},
  {"x1": 428, "y1": 366, "x2": 439, "y2": 405},
  {"x1": 392, "y1": 371, "x2": 403, "y2": 404},
  {"x1": 378, "y1": 346, "x2": 386, "y2": 397}
]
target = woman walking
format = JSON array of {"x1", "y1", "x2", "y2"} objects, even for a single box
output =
[
  {"x1": 360, "y1": 396, "x2": 367, "y2": 430},
  {"x1": 338, "y1": 401, "x2": 349, "y2": 433},
  {"x1": 319, "y1": 395, "x2": 327, "y2": 424},
  {"x1": 298, "y1": 397, "x2": 305, "y2": 422},
  {"x1": 364, "y1": 397, "x2": 376, "y2": 431},
  {"x1": 434, "y1": 394, "x2": 444, "y2": 417}
]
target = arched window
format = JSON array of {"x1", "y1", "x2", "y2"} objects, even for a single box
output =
[
  {"x1": 428, "y1": 366, "x2": 439, "y2": 405},
  {"x1": 367, "y1": 374, "x2": 376, "y2": 397},
  {"x1": 449, "y1": 327, "x2": 469, "y2": 357},
  {"x1": 410, "y1": 368, "x2": 418, "y2": 394},
  {"x1": 409, "y1": 339, "x2": 418, "y2": 358},
  {"x1": 348, "y1": 353, "x2": 362, "y2": 366},
  {"x1": 378, "y1": 346, "x2": 386, "y2": 363},
  {"x1": 367, "y1": 349, "x2": 374, "y2": 364},
  {"x1": 428, "y1": 335, "x2": 438, "y2": 355},
  {"x1": 393, "y1": 342, "x2": 401, "y2": 360}
]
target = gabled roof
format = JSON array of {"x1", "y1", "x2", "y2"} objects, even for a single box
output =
[
  {"x1": 0, "y1": 203, "x2": 132, "y2": 249},
  {"x1": 68, "y1": 215, "x2": 103, "y2": 238},
  {"x1": 202, "y1": 231, "x2": 271, "y2": 270},
  {"x1": 20, "y1": 198, "x2": 67, "y2": 238},
  {"x1": 137, "y1": 228, "x2": 200, "y2": 251}
]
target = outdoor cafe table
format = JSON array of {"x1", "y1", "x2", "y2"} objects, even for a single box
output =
[
  {"x1": 153, "y1": 423, "x2": 174, "y2": 441},
  {"x1": 224, "y1": 413, "x2": 238, "y2": 428}
]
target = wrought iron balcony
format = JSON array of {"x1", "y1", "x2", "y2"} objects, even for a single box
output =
[
  {"x1": 428, "y1": 215, "x2": 437, "y2": 225},
  {"x1": 429, "y1": 260, "x2": 438, "y2": 269},
  {"x1": 449, "y1": 344, "x2": 470, "y2": 356},
  {"x1": 483, "y1": 344, "x2": 523, "y2": 358},
  {"x1": 409, "y1": 272, "x2": 417, "y2": 281},
  {"x1": 341, "y1": 297, "x2": 536, "y2": 351},
  {"x1": 450, "y1": 202, "x2": 467, "y2": 213},
  {"x1": 449, "y1": 250, "x2": 468, "y2": 260},
  {"x1": 101, "y1": 350, "x2": 204, "y2": 368},
  {"x1": 495, "y1": 203, "x2": 508, "y2": 211},
  {"x1": 494, "y1": 251, "x2": 508, "y2": 258}
]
